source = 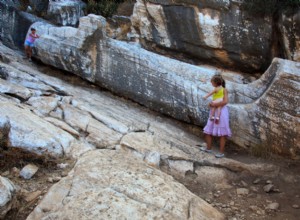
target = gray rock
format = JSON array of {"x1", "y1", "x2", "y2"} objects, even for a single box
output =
[
  {"x1": 266, "y1": 180, "x2": 272, "y2": 184},
  {"x1": 266, "y1": 202, "x2": 279, "y2": 210},
  {"x1": 144, "y1": 151, "x2": 160, "y2": 168},
  {"x1": 26, "y1": 96, "x2": 60, "y2": 116},
  {"x1": 19, "y1": 164, "x2": 39, "y2": 179},
  {"x1": 240, "y1": 180, "x2": 248, "y2": 187},
  {"x1": 57, "y1": 163, "x2": 69, "y2": 169},
  {"x1": 292, "y1": 204, "x2": 299, "y2": 209},
  {"x1": 263, "y1": 184, "x2": 274, "y2": 193},
  {"x1": 52, "y1": 176, "x2": 62, "y2": 182},
  {"x1": 168, "y1": 160, "x2": 194, "y2": 177},
  {"x1": 236, "y1": 188, "x2": 249, "y2": 195},
  {"x1": 195, "y1": 166, "x2": 233, "y2": 190},
  {"x1": 253, "y1": 178, "x2": 261, "y2": 184},
  {"x1": 250, "y1": 186, "x2": 259, "y2": 192}
]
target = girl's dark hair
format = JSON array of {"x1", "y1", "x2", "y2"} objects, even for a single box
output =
[
  {"x1": 211, "y1": 74, "x2": 226, "y2": 88},
  {"x1": 31, "y1": 28, "x2": 36, "y2": 31}
]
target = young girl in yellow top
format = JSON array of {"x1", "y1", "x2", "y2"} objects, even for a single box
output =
[{"x1": 203, "y1": 75, "x2": 225, "y2": 124}]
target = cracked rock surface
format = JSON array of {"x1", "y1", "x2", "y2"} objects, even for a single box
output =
[{"x1": 0, "y1": 43, "x2": 296, "y2": 220}]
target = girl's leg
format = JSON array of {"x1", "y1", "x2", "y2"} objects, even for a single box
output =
[
  {"x1": 28, "y1": 46, "x2": 32, "y2": 59},
  {"x1": 215, "y1": 107, "x2": 221, "y2": 124},
  {"x1": 25, "y1": 45, "x2": 30, "y2": 58},
  {"x1": 210, "y1": 107, "x2": 216, "y2": 120},
  {"x1": 219, "y1": 136, "x2": 226, "y2": 153},
  {"x1": 205, "y1": 134, "x2": 212, "y2": 150}
]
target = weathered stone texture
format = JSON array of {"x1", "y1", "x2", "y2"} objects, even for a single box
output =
[
  {"x1": 0, "y1": 176, "x2": 15, "y2": 218},
  {"x1": 32, "y1": 15, "x2": 300, "y2": 158},
  {"x1": 27, "y1": 150, "x2": 225, "y2": 220},
  {"x1": 131, "y1": 0, "x2": 273, "y2": 72},
  {"x1": 0, "y1": 2, "x2": 44, "y2": 49},
  {"x1": 47, "y1": 0, "x2": 85, "y2": 27},
  {"x1": 0, "y1": 102, "x2": 75, "y2": 155},
  {"x1": 279, "y1": 9, "x2": 300, "y2": 62}
]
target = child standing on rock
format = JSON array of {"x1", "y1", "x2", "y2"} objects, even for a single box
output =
[
  {"x1": 24, "y1": 28, "x2": 39, "y2": 62},
  {"x1": 203, "y1": 74, "x2": 225, "y2": 124},
  {"x1": 200, "y1": 74, "x2": 231, "y2": 158}
]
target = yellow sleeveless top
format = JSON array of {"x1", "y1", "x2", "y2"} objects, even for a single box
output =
[{"x1": 212, "y1": 87, "x2": 224, "y2": 100}]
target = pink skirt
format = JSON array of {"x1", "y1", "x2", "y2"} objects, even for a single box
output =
[{"x1": 203, "y1": 105, "x2": 232, "y2": 137}]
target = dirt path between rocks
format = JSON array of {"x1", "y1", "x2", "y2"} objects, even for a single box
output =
[
  {"x1": 0, "y1": 148, "x2": 75, "y2": 220},
  {"x1": 179, "y1": 150, "x2": 300, "y2": 220}
]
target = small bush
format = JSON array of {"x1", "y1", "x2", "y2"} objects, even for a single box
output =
[
  {"x1": 18, "y1": 0, "x2": 30, "y2": 11},
  {"x1": 84, "y1": 0, "x2": 126, "y2": 17},
  {"x1": 242, "y1": 0, "x2": 300, "y2": 16}
]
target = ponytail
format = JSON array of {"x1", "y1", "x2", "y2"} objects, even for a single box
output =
[{"x1": 221, "y1": 77, "x2": 226, "y2": 88}]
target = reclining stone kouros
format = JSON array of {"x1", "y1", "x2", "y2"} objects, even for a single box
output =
[{"x1": 32, "y1": 14, "x2": 300, "y2": 159}]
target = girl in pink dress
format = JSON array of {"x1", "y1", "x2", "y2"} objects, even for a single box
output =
[{"x1": 200, "y1": 75, "x2": 231, "y2": 158}]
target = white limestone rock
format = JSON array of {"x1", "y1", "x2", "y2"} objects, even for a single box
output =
[
  {"x1": 0, "y1": 176, "x2": 15, "y2": 218},
  {"x1": 20, "y1": 164, "x2": 39, "y2": 180},
  {"x1": 26, "y1": 96, "x2": 60, "y2": 116},
  {"x1": 27, "y1": 150, "x2": 225, "y2": 220},
  {"x1": 0, "y1": 102, "x2": 74, "y2": 156}
]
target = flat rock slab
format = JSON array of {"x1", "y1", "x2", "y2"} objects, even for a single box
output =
[
  {"x1": 0, "y1": 102, "x2": 74, "y2": 156},
  {"x1": 27, "y1": 150, "x2": 225, "y2": 220}
]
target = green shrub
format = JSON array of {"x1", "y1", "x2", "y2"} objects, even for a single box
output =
[
  {"x1": 242, "y1": 0, "x2": 300, "y2": 16},
  {"x1": 84, "y1": 0, "x2": 128, "y2": 17},
  {"x1": 18, "y1": 0, "x2": 30, "y2": 11}
]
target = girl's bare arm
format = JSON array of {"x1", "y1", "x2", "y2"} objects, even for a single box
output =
[{"x1": 204, "y1": 88, "x2": 216, "y2": 99}]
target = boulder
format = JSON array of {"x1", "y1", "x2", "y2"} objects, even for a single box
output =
[
  {"x1": 32, "y1": 15, "x2": 300, "y2": 158},
  {"x1": 27, "y1": 150, "x2": 225, "y2": 220},
  {"x1": 0, "y1": 102, "x2": 74, "y2": 156},
  {"x1": 131, "y1": 0, "x2": 273, "y2": 73},
  {"x1": 47, "y1": 0, "x2": 85, "y2": 27},
  {"x1": 0, "y1": 176, "x2": 15, "y2": 219},
  {"x1": 19, "y1": 164, "x2": 39, "y2": 180}
]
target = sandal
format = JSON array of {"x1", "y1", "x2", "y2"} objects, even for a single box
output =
[
  {"x1": 215, "y1": 153, "x2": 225, "y2": 158},
  {"x1": 200, "y1": 147, "x2": 212, "y2": 153}
]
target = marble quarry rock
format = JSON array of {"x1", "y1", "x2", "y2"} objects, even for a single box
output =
[
  {"x1": 131, "y1": 0, "x2": 300, "y2": 72},
  {"x1": 30, "y1": 14, "x2": 300, "y2": 158}
]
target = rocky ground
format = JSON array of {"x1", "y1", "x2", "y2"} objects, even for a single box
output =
[{"x1": 0, "y1": 43, "x2": 300, "y2": 219}]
